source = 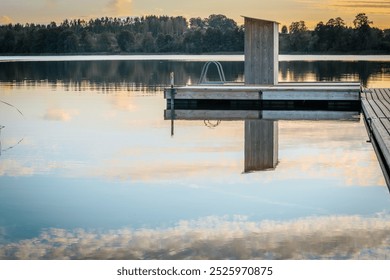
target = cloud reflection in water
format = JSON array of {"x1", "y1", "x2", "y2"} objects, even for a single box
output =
[{"x1": 1, "y1": 215, "x2": 390, "y2": 260}]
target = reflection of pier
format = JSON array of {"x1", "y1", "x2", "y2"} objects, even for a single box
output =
[
  {"x1": 164, "y1": 16, "x2": 362, "y2": 173},
  {"x1": 0, "y1": 125, "x2": 4, "y2": 156},
  {"x1": 164, "y1": 109, "x2": 359, "y2": 172},
  {"x1": 245, "y1": 120, "x2": 278, "y2": 172},
  {"x1": 164, "y1": 109, "x2": 360, "y2": 121}
]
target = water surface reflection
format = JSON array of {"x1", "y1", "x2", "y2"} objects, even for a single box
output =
[
  {"x1": 0, "y1": 57, "x2": 389, "y2": 260},
  {"x1": 165, "y1": 109, "x2": 362, "y2": 174},
  {"x1": 1, "y1": 215, "x2": 390, "y2": 259},
  {"x1": 1, "y1": 59, "x2": 390, "y2": 88}
]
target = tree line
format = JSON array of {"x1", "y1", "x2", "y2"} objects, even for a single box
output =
[
  {"x1": 0, "y1": 13, "x2": 389, "y2": 54},
  {"x1": 281, "y1": 13, "x2": 390, "y2": 53}
]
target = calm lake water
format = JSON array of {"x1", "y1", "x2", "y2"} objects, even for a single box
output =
[{"x1": 1, "y1": 55, "x2": 390, "y2": 259}]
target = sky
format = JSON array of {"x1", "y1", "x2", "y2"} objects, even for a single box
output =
[{"x1": 1, "y1": 0, "x2": 390, "y2": 29}]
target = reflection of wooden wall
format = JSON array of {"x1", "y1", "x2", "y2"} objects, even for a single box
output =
[
  {"x1": 244, "y1": 120, "x2": 278, "y2": 172},
  {"x1": 244, "y1": 17, "x2": 279, "y2": 85}
]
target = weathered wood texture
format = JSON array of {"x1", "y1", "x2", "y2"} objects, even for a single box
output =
[
  {"x1": 361, "y1": 88, "x2": 390, "y2": 186},
  {"x1": 244, "y1": 17, "x2": 279, "y2": 85},
  {"x1": 164, "y1": 84, "x2": 361, "y2": 101},
  {"x1": 164, "y1": 110, "x2": 360, "y2": 121},
  {"x1": 244, "y1": 120, "x2": 278, "y2": 172}
]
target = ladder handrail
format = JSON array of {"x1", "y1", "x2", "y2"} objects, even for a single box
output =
[{"x1": 198, "y1": 61, "x2": 226, "y2": 84}]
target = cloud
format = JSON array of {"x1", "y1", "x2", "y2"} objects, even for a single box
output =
[
  {"x1": 0, "y1": 16, "x2": 12, "y2": 25},
  {"x1": 0, "y1": 158, "x2": 77, "y2": 177},
  {"x1": 333, "y1": 0, "x2": 390, "y2": 9},
  {"x1": 1, "y1": 215, "x2": 390, "y2": 259},
  {"x1": 82, "y1": 120, "x2": 383, "y2": 187},
  {"x1": 43, "y1": 108, "x2": 78, "y2": 122},
  {"x1": 45, "y1": 0, "x2": 58, "y2": 7},
  {"x1": 107, "y1": 0, "x2": 132, "y2": 15},
  {"x1": 296, "y1": 0, "x2": 390, "y2": 15},
  {"x1": 0, "y1": 159, "x2": 34, "y2": 177},
  {"x1": 88, "y1": 154, "x2": 241, "y2": 182},
  {"x1": 110, "y1": 95, "x2": 136, "y2": 111}
]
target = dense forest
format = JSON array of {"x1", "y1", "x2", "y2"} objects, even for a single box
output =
[{"x1": 0, "y1": 13, "x2": 389, "y2": 54}]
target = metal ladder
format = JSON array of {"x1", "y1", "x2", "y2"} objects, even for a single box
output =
[{"x1": 198, "y1": 61, "x2": 226, "y2": 85}]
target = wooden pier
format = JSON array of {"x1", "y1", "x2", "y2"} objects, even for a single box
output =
[
  {"x1": 164, "y1": 17, "x2": 361, "y2": 109},
  {"x1": 163, "y1": 16, "x2": 390, "y2": 183},
  {"x1": 164, "y1": 83, "x2": 361, "y2": 101},
  {"x1": 361, "y1": 88, "x2": 390, "y2": 186},
  {"x1": 164, "y1": 82, "x2": 362, "y2": 112}
]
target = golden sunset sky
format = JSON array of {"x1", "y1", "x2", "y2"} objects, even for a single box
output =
[{"x1": 1, "y1": 0, "x2": 390, "y2": 29}]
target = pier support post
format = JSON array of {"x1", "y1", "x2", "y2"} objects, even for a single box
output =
[{"x1": 170, "y1": 72, "x2": 175, "y2": 136}]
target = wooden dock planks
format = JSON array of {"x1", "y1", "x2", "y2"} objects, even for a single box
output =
[
  {"x1": 164, "y1": 109, "x2": 360, "y2": 121},
  {"x1": 164, "y1": 83, "x2": 361, "y2": 101},
  {"x1": 361, "y1": 88, "x2": 390, "y2": 186}
]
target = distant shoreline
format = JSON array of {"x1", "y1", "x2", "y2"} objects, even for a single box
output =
[{"x1": 1, "y1": 53, "x2": 390, "y2": 62}]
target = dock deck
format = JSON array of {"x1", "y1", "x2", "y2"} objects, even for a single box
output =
[
  {"x1": 164, "y1": 82, "x2": 362, "y2": 110},
  {"x1": 361, "y1": 88, "x2": 390, "y2": 186},
  {"x1": 165, "y1": 83, "x2": 361, "y2": 101}
]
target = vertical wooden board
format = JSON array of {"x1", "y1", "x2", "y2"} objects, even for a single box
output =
[
  {"x1": 244, "y1": 120, "x2": 278, "y2": 172},
  {"x1": 262, "y1": 22, "x2": 273, "y2": 84},
  {"x1": 244, "y1": 17, "x2": 255, "y2": 84},
  {"x1": 244, "y1": 17, "x2": 279, "y2": 85},
  {"x1": 273, "y1": 120, "x2": 279, "y2": 167},
  {"x1": 273, "y1": 22, "x2": 279, "y2": 84}
]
